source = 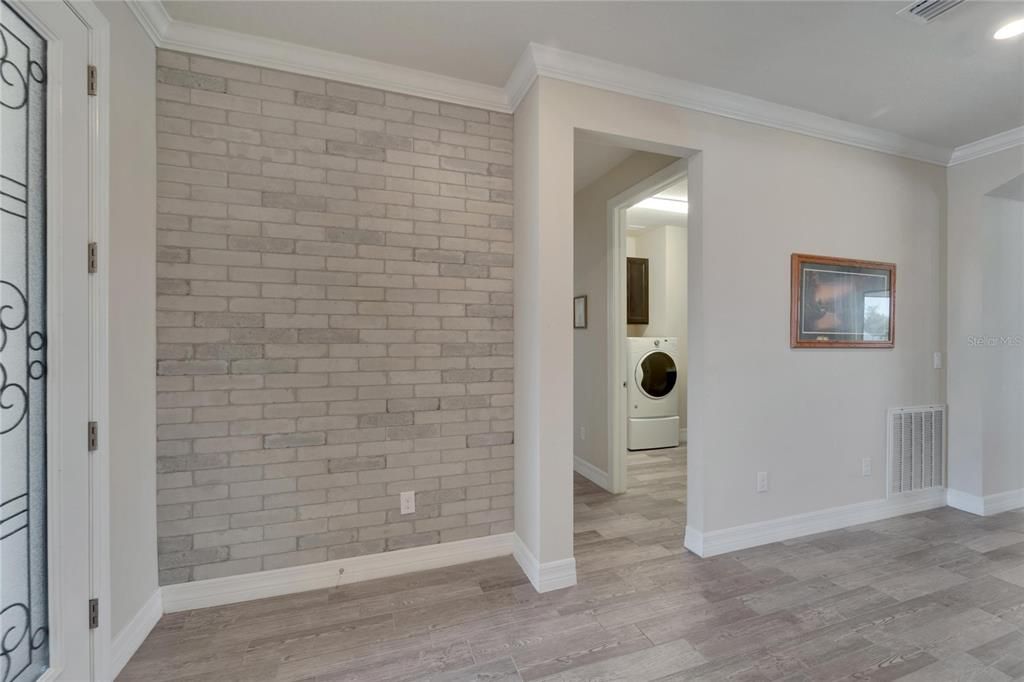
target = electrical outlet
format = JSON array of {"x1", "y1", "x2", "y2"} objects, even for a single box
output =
[
  {"x1": 400, "y1": 491, "x2": 415, "y2": 515},
  {"x1": 933, "y1": 351, "x2": 943, "y2": 369},
  {"x1": 861, "y1": 457, "x2": 872, "y2": 477},
  {"x1": 579, "y1": 425, "x2": 586, "y2": 441},
  {"x1": 756, "y1": 471, "x2": 769, "y2": 493}
]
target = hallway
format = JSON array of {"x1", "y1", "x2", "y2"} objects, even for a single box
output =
[{"x1": 573, "y1": 446, "x2": 687, "y2": 576}]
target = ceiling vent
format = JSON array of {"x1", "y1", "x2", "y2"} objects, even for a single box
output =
[{"x1": 898, "y1": 0, "x2": 967, "y2": 23}]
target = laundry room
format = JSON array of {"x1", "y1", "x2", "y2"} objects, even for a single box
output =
[
  {"x1": 625, "y1": 179, "x2": 688, "y2": 452},
  {"x1": 572, "y1": 131, "x2": 690, "y2": 562}
]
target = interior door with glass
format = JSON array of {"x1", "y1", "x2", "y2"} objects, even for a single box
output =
[{"x1": 2, "y1": 1, "x2": 92, "y2": 680}]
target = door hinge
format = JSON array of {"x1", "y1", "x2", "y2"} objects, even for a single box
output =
[
  {"x1": 88, "y1": 421, "x2": 98, "y2": 452},
  {"x1": 88, "y1": 242, "x2": 98, "y2": 273},
  {"x1": 87, "y1": 65, "x2": 97, "y2": 96},
  {"x1": 88, "y1": 598, "x2": 99, "y2": 629}
]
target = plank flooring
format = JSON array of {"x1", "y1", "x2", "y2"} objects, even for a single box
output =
[{"x1": 121, "y1": 446, "x2": 1024, "y2": 681}]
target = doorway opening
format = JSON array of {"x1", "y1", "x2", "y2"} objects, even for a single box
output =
[
  {"x1": 572, "y1": 131, "x2": 692, "y2": 575},
  {"x1": 622, "y1": 171, "x2": 688, "y2": 479}
]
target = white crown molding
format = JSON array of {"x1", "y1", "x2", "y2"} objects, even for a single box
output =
[
  {"x1": 505, "y1": 42, "x2": 539, "y2": 112},
  {"x1": 126, "y1": 2, "x2": 1024, "y2": 167},
  {"x1": 162, "y1": 532, "x2": 514, "y2": 612},
  {"x1": 126, "y1": 1, "x2": 510, "y2": 112},
  {"x1": 111, "y1": 589, "x2": 162, "y2": 679},
  {"x1": 685, "y1": 487, "x2": 947, "y2": 558},
  {"x1": 519, "y1": 43, "x2": 954, "y2": 166},
  {"x1": 125, "y1": 0, "x2": 170, "y2": 46},
  {"x1": 162, "y1": 21, "x2": 510, "y2": 112},
  {"x1": 949, "y1": 126, "x2": 1024, "y2": 166},
  {"x1": 128, "y1": 3, "x2": 1024, "y2": 166}
]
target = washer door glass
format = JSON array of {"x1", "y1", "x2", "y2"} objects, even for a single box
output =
[{"x1": 636, "y1": 351, "x2": 677, "y2": 399}]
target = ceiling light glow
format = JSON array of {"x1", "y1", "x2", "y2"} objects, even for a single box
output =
[
  {"x1": 632, "y1": 197, "x2": 688, "y2": 214},
  {"x1": 994, "y1": 18, "x2": 1024, "y2": 40}
]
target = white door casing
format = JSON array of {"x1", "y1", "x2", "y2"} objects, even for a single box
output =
[
  {"x1": 606, "y1": 158, "x2": 689, "y2": 494},
  {"x1": 2, "y1": 2, "x2": 94, "y2": 680}
]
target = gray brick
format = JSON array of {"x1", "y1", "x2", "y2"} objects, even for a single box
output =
[
  {"x1": 156, "y1": 49, "x2": 513, "y2": 586},
  {"x1": 193, "y1": 558, "x2": 263, "y2": 580},
  {"x1": 230, "y1": 538, "x2": 296, "y2": 559},
  {"x1": 263, "y1": 548, "x2": 327, "y2": 570},
  {"x1": 193, "y1": 527, "x2": 263, "y2": 549}
]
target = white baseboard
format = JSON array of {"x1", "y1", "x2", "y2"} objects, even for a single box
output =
[
  {"x1": 684, "y1": 487, "x2": 947, "y2": 558},
  {"x1": 573, "y1": 456, "x2": 611, "y2": 491},
  {"x1": 162, "y1": 532, "x2": 514, "y2": 612},
  {"x1": 111, "y1": 589, "x2": 163, "y2": 678},
  {"x1": 512, "y1": 533, "x2": 577, "y2": 592},
  {"x1": 683, "y1": 525, "x2": 703, "y2": 556},
  {"x1": 946, "y1": 488, "x2": 986, "y2": 516},
  {"x1": 948, "y1": 487, "x2": 1024, "y2": 516},
  {"x1": 985, "y1": 488, "x2": 1024, "y2": 515}
]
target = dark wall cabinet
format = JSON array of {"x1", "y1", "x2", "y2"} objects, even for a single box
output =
[{"x1": 626, "y1": 257, "x2": 649, "y2": 325}]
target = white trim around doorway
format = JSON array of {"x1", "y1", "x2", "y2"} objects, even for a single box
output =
[
  {"x1": 75, "y1": 2, "x2": 112, "y2": 678},
  {"x1": 8, "y1": 1, "x2": 112, "y2": 678},
  {"x1": 605, "y1": 158, "x2": 689, "y2": 494}
]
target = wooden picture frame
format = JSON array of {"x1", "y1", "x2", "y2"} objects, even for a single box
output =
[
  {"x1": 626, "y1": 257, "x2": 649, "y2": 325},
  {"x1": 573, "y1": 295, "x2": 588, "y2": 329},
  {"x1": 791, "y1": 253, "x2": 895, "y2": 348}
]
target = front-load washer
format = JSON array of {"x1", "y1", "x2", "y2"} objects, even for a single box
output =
[{"x1": 627, "y1": 337, "x2": 680, "y2": 450}]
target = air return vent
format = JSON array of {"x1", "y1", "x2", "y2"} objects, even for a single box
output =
[
  {"x1": 888, "y1": 406, "x2": 946, "y2": 495},
  {"x1": 898, "y1": 0, "x2": 967, "y2": 24}
]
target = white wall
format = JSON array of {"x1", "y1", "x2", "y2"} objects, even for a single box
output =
[
  {"x1": 516, "y1": 77, "x2": 946, "y2": 562},
  {"x1": 97, "y1": 0, "x2": 158, "y2": 637},
  {"x1": 572, "y1": 152, "x2": 677, "y2": 476},
  {"x1": 513, "y1": 84, "x2": 547, "y2": 562},
  {"x1": 947, "y1": 147, "x2": 1024, "y2": 500},
  {"x1": 666, "y1": 225, "x2": 687, "y2": 430}
]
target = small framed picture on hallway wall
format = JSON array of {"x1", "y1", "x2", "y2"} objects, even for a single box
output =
[
  {"x1": 791, "y1": 253, "x2": 895, "y2": 348},
  {"x1": 574, "y1": 295, "x2": 588, "y2": 329}
]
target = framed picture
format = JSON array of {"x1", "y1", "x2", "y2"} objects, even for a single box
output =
[
  {"x1": 573, "y1": 295, "x2": 588, "y2": 329},
  {"x1": 791, "y1": 253, "x2": 895, "y2": 348}
]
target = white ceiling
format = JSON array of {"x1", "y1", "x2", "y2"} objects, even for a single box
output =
[
  {"x1": 627, "y1": 179, "x2": 690, "y2": 231},
  {"x1": 573, "y1": 143, "x2": 635, "y2": 192},
  {"x1": 657, "y1": 182, "x2": 689, "y2": 203},
  {"x1": 163, "y1": 1, "x2": 1024, "y2": 149}
]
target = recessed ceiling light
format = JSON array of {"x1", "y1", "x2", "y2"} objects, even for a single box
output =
[
  {"x1": 994, "y1": 18, "x2": 1024, "y2": 40},
  {"x1": 631, "y1": 197, "x2": 688, "y2": 214}
]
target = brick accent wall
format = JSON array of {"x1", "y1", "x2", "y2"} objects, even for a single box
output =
[{"x1": 154, "y1": 50, "x2": 514, "y2": 584}]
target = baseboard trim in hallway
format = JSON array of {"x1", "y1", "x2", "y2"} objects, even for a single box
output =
[
  {"x1": 111, "y1": 589, "x2": 163, "y2": 679},
  {"x1": 685, "y1": 487, "x2": 948, "y2": 557},
  {"x1": 161, "y1": 532, "x2": 515, "y2": 613},
  {"x1": 513, "y1": 533, "x2": 578, "y2": 592},
  {"x1": 573, "y1": 455, "x2": 611, "y2": 491}
]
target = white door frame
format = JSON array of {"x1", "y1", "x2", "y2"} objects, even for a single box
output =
[
  {"x1": 606, "y1": 158, "x2": 688, "y2": 494},
  {"x1": 9, "y1": 1, "x2": 111, "y2": 679},
  {"x1": 76, "y1": 2, "x2": 111, "y2": 678}
]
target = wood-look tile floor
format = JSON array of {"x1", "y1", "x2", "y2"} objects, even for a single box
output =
[{"x1": 121, "y1": 446, "x2": 1024, "y2": 681}]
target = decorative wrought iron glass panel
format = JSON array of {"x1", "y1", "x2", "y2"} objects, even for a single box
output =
[{"x1": 1, "y1": 2, "x2": 49, "y2": 681}]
